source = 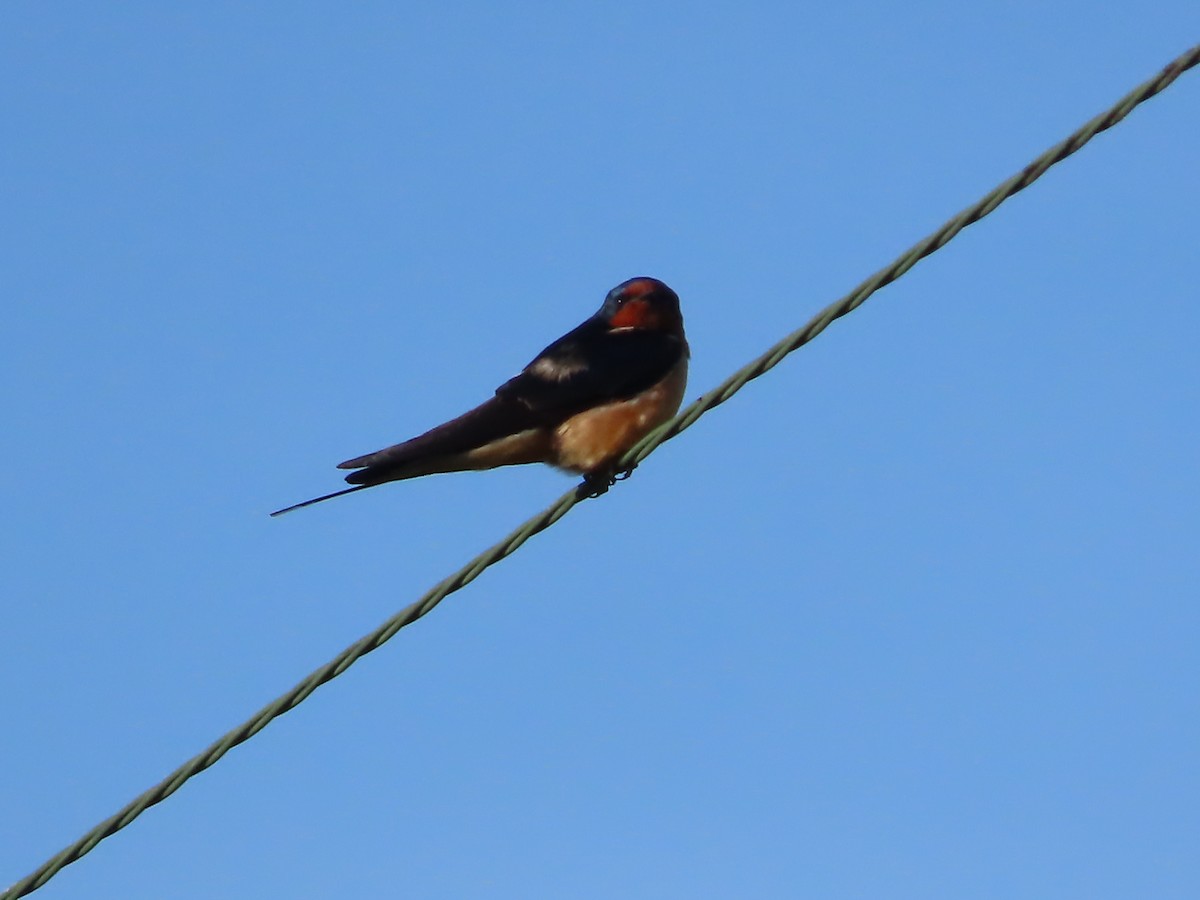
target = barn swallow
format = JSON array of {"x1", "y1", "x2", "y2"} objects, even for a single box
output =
[{"x1": 270, "y1": 277, "x2": 688, "y2": 516}]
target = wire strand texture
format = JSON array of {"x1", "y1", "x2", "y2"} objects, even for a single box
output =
[{"x1": 5, "y1": 42, "x2": 1198, "y2": 900}]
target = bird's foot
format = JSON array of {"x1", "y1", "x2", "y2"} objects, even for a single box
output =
[
  {"x1": 579, "y1": 463, "x2": 637, "y2": 499},
  {"x1": 580, "y1": 472, "x2": 613, "y2": 498}
]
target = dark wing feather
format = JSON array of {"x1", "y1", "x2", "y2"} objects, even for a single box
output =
[
  {"x1": 496, "y1": 320, "x2": 685, "y2": 417},
  {"x1": 337, "y1": 395, "x2": 542, "y2": 485},
  {"x1": 337, "y1": 320, "x2": 684, "y2": 487}
]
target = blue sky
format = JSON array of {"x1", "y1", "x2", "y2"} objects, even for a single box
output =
[{"x1": 3, "y1": 4, "x2": 1198, "y2": 898}]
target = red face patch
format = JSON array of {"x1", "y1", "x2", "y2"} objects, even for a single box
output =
[
  {"x1": 622, "y1": 278, "x2": 657, "y2": 295},
  {"x1": 609, "y1": 297, "x2": 655, "y2": 329}
]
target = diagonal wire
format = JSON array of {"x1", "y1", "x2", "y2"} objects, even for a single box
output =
[
  {"x1": 5, "y1": 42, "x2": 1198, "y2": 900},
  {"x1": 618, "y1": 44, "x2": 1200, "y2": 468}
]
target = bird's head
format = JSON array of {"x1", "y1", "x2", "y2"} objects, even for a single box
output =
[{"x1": 598, "y1": 277, "x2": 683, "y2": 334}]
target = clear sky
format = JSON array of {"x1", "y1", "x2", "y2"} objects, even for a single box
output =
[{"x1": 3, "y1": 4, "x2": 1198, "y2": 898}]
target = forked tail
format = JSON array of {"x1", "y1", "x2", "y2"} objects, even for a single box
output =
[{"x1": 269, "y1": 484, "x2": 371, "y2": 517}]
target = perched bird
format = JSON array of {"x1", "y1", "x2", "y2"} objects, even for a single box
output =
[{"x1": 271, "y1": 277, "x2": 688, "y2": 516}]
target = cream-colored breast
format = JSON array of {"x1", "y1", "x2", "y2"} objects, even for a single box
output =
[{"x1": 551, "y1": 356, "x2": 689, "y2": 474}]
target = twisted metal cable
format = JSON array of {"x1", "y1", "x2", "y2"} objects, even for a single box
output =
[
  {"x1": 5, "y1": 42, "x2": 1198, "y2": 900},
  {"x1": 619, "y1": 44, "x2": 1200, "y2": 467}
]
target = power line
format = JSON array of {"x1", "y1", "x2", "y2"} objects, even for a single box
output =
[{"x1": 5, "y1": 41, "x2": 1198, "y2": 900}]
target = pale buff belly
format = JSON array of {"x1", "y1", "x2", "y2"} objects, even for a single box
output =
[{"x1": 551, "y1": 356, "x2": 689, "y2": 474}]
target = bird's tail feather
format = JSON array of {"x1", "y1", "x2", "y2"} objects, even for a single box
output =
[{"x1": 269, "y1": 484, "x2": 371, "y2": 517}]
